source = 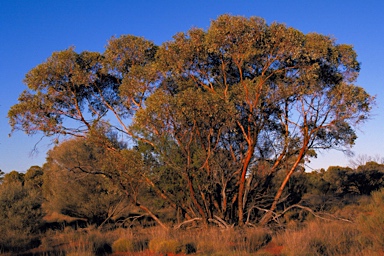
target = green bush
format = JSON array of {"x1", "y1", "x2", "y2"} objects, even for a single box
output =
[
  {"x1": 149, "y1": 238, "x2": 182, "y2": 253},
  {"x1": 112, "y1": 237, "x2": 135, "y2": 252},
  {"x1": 0, "y1": 173, "x2": 43, "y2": 252}
]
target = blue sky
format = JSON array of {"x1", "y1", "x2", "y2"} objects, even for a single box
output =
[{"x1": 1, "y1": 0, "x2": 383, "y2": 173}]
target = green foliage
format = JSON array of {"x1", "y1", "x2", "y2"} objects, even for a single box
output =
[
  {"x1": 3, "y1": 170, "x2": 25, "y2": 184},
  {"x1": 111, "y1": 237, "x2": 134, "y2": 252},
  {"x1": 357, "y1": 161, "x2": 384, "y2": 172},
  {"x1": 42, "y1": 136, "x2": 133, "y2": 226},
  {"x1": 24, "y1": 166, "x2": 44, "y2": 193},
  {"x1": 0, "y1": 170, "x2": 43, "y2": 252},
  {"x1": 323, "y1": 165, "x2": 384, "y2": 198},
  {"x1": 148, "y1": 238, "x2": 182, "y2": 253}
]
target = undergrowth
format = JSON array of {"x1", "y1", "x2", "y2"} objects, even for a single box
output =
[{"x1": 6, "y1": 188, "x2": 384, "y2": 255}]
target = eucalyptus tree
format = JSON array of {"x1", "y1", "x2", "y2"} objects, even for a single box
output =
[
  {"x1": 134, "y1": 15, "x2": 373, "y2": 225},
  {"x1": 9, "y1": 15, "x2": 373, "y2": 227}
]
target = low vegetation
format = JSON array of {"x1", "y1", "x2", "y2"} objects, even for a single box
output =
[{"x1": 1, "y1": 161, "x2": 384, "y2": 255}]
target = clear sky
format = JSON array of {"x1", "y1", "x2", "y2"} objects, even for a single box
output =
[{"x1": 0, "y1": 0, "x2": 383, "y2": 173}]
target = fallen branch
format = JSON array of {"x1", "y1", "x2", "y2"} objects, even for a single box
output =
[
  {"x1": 276, "y1": 204, "x2": 353, "y2": 223},
  {"x1": 208, "y1": 218, "x2": 226, "y2": 228},
  {"x1": 213, "y1": 215, "x2": 233, "y2": 229},
  {"x1": 174, "y1": 218, "x2": 202, "y2": 230}
]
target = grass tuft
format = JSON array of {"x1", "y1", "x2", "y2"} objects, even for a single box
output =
[
  {"x1": 111, "y1": 237, "x2": 134, "y2": 252},
  {"x1": 149, "y1": 238, "x2": 182, "y2": 253}
]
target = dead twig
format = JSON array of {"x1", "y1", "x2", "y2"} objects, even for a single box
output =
[
  {"x1": 174, "y1": 218, "x2": 202, "y2": 230},
  {"x1": 275, "y1": 204, "x2": 353, "y2": 223}
]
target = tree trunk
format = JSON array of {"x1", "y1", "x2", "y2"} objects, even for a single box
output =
[
  {"x1": 238, "y1": 144, "x2": 255, "y2": 226},
  {"x1": 260, "y1": 145, "x2": 307, "y2": 226},
  {"x1": 187, "y1": 175, "x2": 208, "y2": 225},
  {"x1": 136, "y1": 201, "x2": 169, "y2": 230}
]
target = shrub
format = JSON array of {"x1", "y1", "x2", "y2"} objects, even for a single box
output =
[
  {"x1": 182, "y1": 243, "x2": 197, "y2": 254},
  {"x1": 0, "y1": 180, "x2": 43, "y2": 252},
  {"x1": 112, "y1": 237, "x2": 134, "y2": 253},
  {"x1": 149, "y1": 238, "x2": 182, "y2": 253}
]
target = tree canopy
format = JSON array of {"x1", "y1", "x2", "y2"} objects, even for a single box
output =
[{"x1": 8, "y1": 15, "x2": 374, "y2": 227}]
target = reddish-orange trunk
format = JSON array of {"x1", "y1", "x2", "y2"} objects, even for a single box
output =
[{"x1": 238, "y1": 145, "x2": 255, "y2": 225}]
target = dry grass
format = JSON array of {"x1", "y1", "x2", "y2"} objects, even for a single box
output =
[
  {"x1": 276, "y1": 220, "x2": 361, "y2": 256},
  {"x1": 356, "y1": 189, "x2": 384, "y2": 252},
  {"x1": 270, "y1": 189, "x2": 384, "y2": 256},
  {"x1": 21, "y1": 215, "x2": 384, "y2": 256},
  {"x1": 111, "y1": 237, "x2": 135, "y2": 253},
  {"x1": 37, "y1": 226, "x2": 122, "y2": 255},
  {"x1": 18, "y1": 189, "x2": 384, "y2": 256}
]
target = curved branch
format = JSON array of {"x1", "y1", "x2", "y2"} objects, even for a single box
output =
[{"x1": 174, "y1": 218, "x2": 202, "y2": 230}]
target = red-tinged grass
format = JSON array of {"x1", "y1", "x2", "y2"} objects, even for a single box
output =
[
  {"x1": 111, "y1": 251, "x2": 188, "y2": 256},
  {"x1": 261, "y1": 241, "x2": 284, "y2": 255}
]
